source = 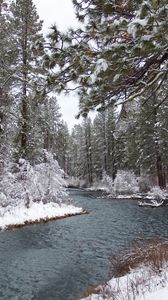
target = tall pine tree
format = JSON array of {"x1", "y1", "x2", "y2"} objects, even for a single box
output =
[{"x1": 10, "y1": 0, "x2": 45, "y2": 160}]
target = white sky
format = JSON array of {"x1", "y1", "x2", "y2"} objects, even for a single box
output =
[{"x1": 33, "y1": 0, "x2": 81, "y2": 130}]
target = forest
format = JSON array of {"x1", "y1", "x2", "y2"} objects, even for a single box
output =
[
  {"x1": 0, "y1": 1, "x2": 168, "y2": 299},
  {"x1": 45, "y1": 0, "x2": 168, "y2": 191},
  {"x1": 0, "y1": 0, "x2": 168, "y2": 210}
]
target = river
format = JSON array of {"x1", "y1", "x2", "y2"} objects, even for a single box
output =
[{"x1": 0, "y1": 189, "x2": 168, "y2": 300}]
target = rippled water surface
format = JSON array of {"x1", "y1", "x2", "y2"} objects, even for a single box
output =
[{"x1": 0, "y1": 189, "x2": 168, "y2": 300}]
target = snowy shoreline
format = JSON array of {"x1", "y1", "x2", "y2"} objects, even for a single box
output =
[
  {"x1": 80, "y1": 240, "x2": 168, "y2": 300},
  {"x1": 81, "y1": 265, "x2": 168, "y2": 300},
  {"x1": 0, "y1": 202, "x2": 87, "y2": 231}
]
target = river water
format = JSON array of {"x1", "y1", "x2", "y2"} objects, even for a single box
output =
[{"x1": 0, "y1": 189, "x2": 168, "y2": 300}]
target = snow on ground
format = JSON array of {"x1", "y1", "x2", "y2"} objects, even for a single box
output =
[
  {"x1": 81, "y1": 265, "x2": 168, "y2": 300},
  {"x1": 0, "y1": 202, "x2": 84, "y2": 231},
  {"x1": 140, "y1": 285, "x2": 168, "y2": 300}
]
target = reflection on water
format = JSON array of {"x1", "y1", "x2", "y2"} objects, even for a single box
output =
[{"x1": 0, "y1": 189, "x2": 168, "y2": 300}]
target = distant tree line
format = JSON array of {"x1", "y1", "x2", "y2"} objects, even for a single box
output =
[{"x1": 67, "y1": 97, "x2": 168, "y2": 188}]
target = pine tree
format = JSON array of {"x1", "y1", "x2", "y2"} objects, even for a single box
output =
[
  {"x1": 40, "y1": 96, "x2": 62, "y2": 153},
  {"x1": 44, "y1": 0, "x2": 168, "y2": 188},
  {"x1": 137, "y1": 89, "x2": 167, "y2": 188},
  {"x1": 83, "y1": 117, "x2": 93, "y2": 185},
  {"x1": 0, "y1": 1, "x2": 24, "y2": 177},
  {"x1": 55, "y1": 121, "x2": 69, "y2": 173},
  {"x1": 158, "y1": 83, "x2": 168, "y2": 178},
  {"x1": 46, "y1": 0, "x2": 168, "y2": 115},
  {"x1": 92, "y1": 114, "x2": 105, "y2": 180},
  {"x1": 68, "y1": 124, "x2": 84, "y2": 179},
  {"x1": 105, "y1": 107, "x2": 116, "y2": 179},
  {"x1": 10, "y1": 0, "x2": 45, "y2": 160},
  {"x1": 67, "y1": 118, "x2": 93, "y2": 185},
  {"x1": 115, "y1": 101, "x2": 140, "y2": 175},
  {"x1": 91, "y1": 108, "x2": 116, "y2": 181}
]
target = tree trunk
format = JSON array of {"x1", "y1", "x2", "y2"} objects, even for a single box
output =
[
  {"x1": 84, "y1": 119, "x2": 93, "y2": 185},
  {"x1": 20, "y1": 14, "x2": 28, "y2": 158},
  {"x1": 156, "y1": 152, "x2": 166, "y2": 188},
  {"x1": 21, "y1": 97, "x2": 28, "y2": 158},
  {"x1": 153, "y1": 102, "x2": 166, "y2": 189}
]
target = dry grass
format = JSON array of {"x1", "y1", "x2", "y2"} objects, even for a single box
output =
[
  {"x1": 78, "y1": 286, "x2": 99, "y2": 299},
  {"x1": 110, "y1": 239, "x2": 168, "y2": 277}
]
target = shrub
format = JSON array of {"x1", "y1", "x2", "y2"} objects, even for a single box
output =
[
  {"x1": 110, "y1": 240, "x2": 168, "y2": 278},
  {"x1": 147, "y1": 186, "x2": 167, "y2": 200},
  {"x1": 0, "y1": 151, "x2": 69, "y2": 208},
  {"x1": 100, "y1": 172, "x2": 114, "y2": 194},
  {"x1": 114, "y1": 170, "x2": 139, "y2": 195}
]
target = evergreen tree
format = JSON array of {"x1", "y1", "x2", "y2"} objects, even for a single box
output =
[
  {"x1": 67, "y1": 118, "x2": 93, "y2": 185},
  {"x1": 91, "y1": 108, "x2": 116, "y2": 181},
  {"x1": 10, "y1": 0, "x2": 45, "y2": 160},
  {"x1": 83, "y1": 117, "x2": 93, "y2": 185},
  {"x1": 68, "y1": 124, "x2": 84, "y2": 179},
  {"x1": 105, "y1": 107, "x2": 116, "y2": 179},
  {"x1": 55, "y1": 121, "x2": 69, "y2": 173},
  {"x1": 137, "y1": 89, "x2": 167, "y2": 188},
  {"x1": 115, "y1": 101, "x2": 140, "y2": 175},
  {"x1": 0, "y1": 0, "x2": 17, "y2": 161},
  {"x1": 92, "y1": 114, "x2": 105, "y2": 180},
  {"x1": 40, "y1": 96, "x2": 62, "y2": 153},
  {"x1": 46, "y1": 0, "x2": 168, "y2": 115}
]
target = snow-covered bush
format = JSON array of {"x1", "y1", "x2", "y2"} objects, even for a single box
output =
[
  {"x1": 0, "y1": 151, "x2": 69, "y2": 208},
  {"x1": 0, "y1": 161, "x2": 22, "y2": 207},
  {"x1": 114, "y1": 170, "x2": 139, "y2": 195},
  {"x1": 100, "y1": 172, "x2": 114, "y2": 194},
  {"x1": 34, "y1": 151, "x2": 68, "y2": 204},
  {"x1": 89, "y1": 172, "x2": 114, "y2": 193},
  {"x1": 147, "y1": 186, "x2": 167, "y2": 200}
]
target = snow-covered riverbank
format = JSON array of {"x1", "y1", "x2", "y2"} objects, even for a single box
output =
[
  {"x1": 0, "y1": 156, "x2": 87, "y2": 231},
  {"x1": 82, "y1": 265, "x2": 168, "y2": 300},
  {"x1": 81, "y1": 241, "x2": 168, "y2": 300},
  {"x1": 0, "y1": 202, "x2": 86, "y2": 231}
]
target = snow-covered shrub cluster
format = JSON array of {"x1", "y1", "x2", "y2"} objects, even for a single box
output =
[
  {"x1": 89, "y1": 172, "x2": 114, "y2": 193},
  {"x1": 0, "y1": 151, "x2": 68, "y2": 208},
  {"x1": 114, "y1": 170, "x2": 139, "y2": 195},
  {"x1": 92, "y1": 171, "x2": 168, "y2": 199},
  {"x1": 91, "y1": 170, "x2": 139, "y2": 195},
  {"x1": 91, "y1": 170, "x2": 168, "y2": 198},
  {"x1": 147, "y1": 186, "x2": 167, "y2": 200},
  {"x1": 100, "y1": 172, "x2": 114, "y2": 194}
]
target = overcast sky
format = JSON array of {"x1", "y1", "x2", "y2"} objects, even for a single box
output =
[{"x1": 33, "y1": 0, "x2": 81, "y2": 130}]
